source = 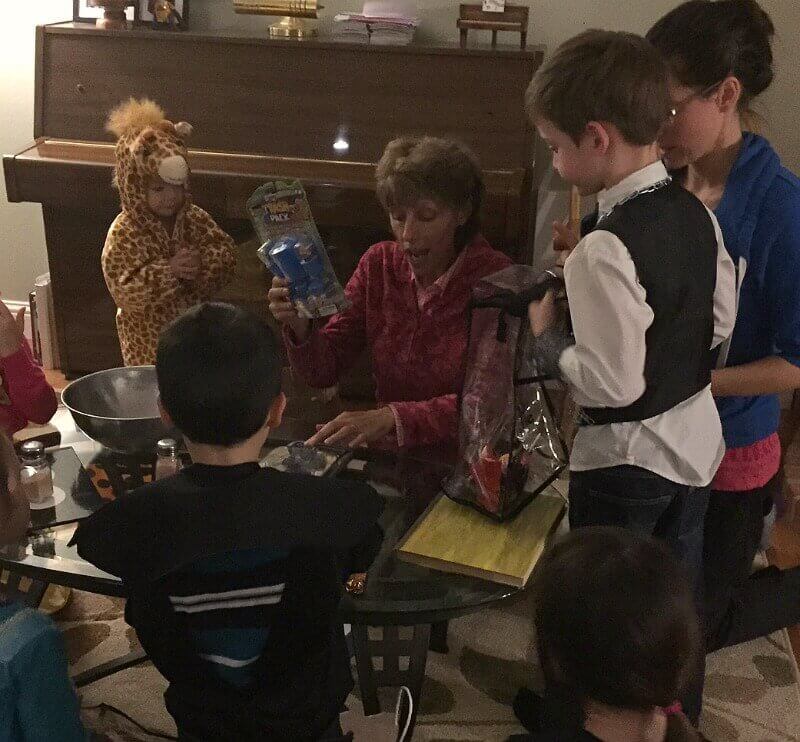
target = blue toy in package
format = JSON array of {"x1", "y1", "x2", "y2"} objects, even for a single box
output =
[{"x1": 247, "y1": 180, "x2": 349, "y2": 319}]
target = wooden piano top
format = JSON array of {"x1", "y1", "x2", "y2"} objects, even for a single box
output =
[
  {"x1": 44, "y1": 22, "x2": 545, "y2": 60},
  {"x1": 4, "y1": 138, "x2": 528, "y2": 256},
  {"x1": 8, "y1": 138, "x2": 523, "y2": 191},
  {"x1": 34, "y1": 24, "x2": 543, "y2": 170}
]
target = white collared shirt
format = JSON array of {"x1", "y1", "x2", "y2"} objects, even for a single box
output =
[{"x1": 560, "y1": 161, "x2": 737, "y2": 486}]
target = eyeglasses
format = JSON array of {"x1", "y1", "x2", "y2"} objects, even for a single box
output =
[{"x1": 669, "y1": 81, "x2": 724, "y2": 119}]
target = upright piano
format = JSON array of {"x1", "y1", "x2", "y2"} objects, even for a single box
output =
[{"x1": 4, "y1": 23, "x2": 544, "y2": 382}]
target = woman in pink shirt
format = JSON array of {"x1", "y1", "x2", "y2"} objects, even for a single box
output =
[
  {"x1": 0, "y1": 302, "x2": 58, "y2": 437},
  {"x1": 268, "y1": 137, "x2": 512, "y2": 449}
]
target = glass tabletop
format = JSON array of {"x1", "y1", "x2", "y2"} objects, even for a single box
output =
[{"x1": 0, "y1": 421, "x2": 523, "y2": 624}]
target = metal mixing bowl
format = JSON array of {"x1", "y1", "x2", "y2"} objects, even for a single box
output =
[{"x1": 62, "y1": 366, "x2": 180, "y2": 454}]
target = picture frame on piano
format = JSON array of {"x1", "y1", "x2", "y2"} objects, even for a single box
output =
[
  {"x1": 135, "y1": 0, "x2": 190, "y2": 29},
  {"x1": 73, "y1": 1, "x2": 138, "y2": 24}
]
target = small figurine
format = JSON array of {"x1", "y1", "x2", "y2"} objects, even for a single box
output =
[
  {"x1": 148, "y1": 0, "x2": 183, "y2": 30},
  {"x1": 88, "y1": 0, "x2": 131, "y2": 30}
]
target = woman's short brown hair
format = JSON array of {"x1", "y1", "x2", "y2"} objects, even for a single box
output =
[
  {"x1": 376, "y1": 136, "x2": 483, "y2": 249},
  {"x1": 525, "y1": 30, "x2": 673, "y2": 145}
]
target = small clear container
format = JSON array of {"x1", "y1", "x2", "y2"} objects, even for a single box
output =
[
  {"x1": 154, "y1": 438, "x2": 181, "y2": 481},
  {"x1": 19, "y1": 441, "x2": 53, "y2": 506}
]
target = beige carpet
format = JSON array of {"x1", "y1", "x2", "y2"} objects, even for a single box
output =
[{"x1": 56, "y1": 585, "x2": 800, "y2": 742}]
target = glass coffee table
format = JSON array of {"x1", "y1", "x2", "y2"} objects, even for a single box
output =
[{"x1": 0, "y1": 420, "x2": 550, "y2": 722}]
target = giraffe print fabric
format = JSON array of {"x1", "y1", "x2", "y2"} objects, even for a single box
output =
[{"x1": 101, "y1": 98, "x2": 236, "y2": 366}]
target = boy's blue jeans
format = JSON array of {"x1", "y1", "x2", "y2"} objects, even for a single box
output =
[
  {"x1": 568, "y1": 464, "x2": 709, "y2": 594},
  {"x1": 568, "y1": 464, "x2": 709, "y2": 724}
]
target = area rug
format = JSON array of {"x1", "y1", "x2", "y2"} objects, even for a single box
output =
[{"x1": 57, "y1": 584, "x2": 800, "y2": 742}]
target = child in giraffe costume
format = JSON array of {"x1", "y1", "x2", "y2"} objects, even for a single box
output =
[{"x1": 102, "y1": 98, "x2": 236, "y2": 366}]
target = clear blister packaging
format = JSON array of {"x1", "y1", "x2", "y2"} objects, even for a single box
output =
[
  {"x1": 247, "y1": 180, "x2": 349, "y2": 319},
  {"x1": 260, "y1": 442, "x2": 350, "y2": 477},
  {"x1": 443, "y1": 265, "x2": 568, "y2": 520}
]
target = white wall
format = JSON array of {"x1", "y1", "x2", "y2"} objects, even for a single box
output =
[
  {"x1": 1, "y1": 2, "x2": 68, "y2": 303},
  {"x1": 2, "y1": 0, "x2": 798, "y2": 300}
]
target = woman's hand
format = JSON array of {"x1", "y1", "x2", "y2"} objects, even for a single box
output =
[
  {"x1": 528, "y1": 290, "x2": 557, "y2": 337},
  {"x1": 306, "y1": 407, "x2": 396, "y2": 448},
  {"x1": 268, "y1": 276, "x2": 311, "y2": 341},
  {"x1": 0, "y1": 302, "x2": 25, "y2": 358}
]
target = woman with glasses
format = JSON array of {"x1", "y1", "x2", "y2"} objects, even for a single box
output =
[{"x1": 648, "y1": 0, "x2": 800, "y2": 651}]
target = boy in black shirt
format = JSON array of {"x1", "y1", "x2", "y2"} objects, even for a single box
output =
[{"x1": 74, "y1": 302, "x2": 383, "y2": 741}]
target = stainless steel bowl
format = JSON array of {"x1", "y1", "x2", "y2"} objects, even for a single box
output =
[{"x1": 62, "y1": 366, "x2": 180, "y2": 454}]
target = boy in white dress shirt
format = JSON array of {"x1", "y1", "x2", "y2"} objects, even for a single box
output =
[
  {"x1": 526, "y1": 30, "x2": 737, "y2": 592},
  {"x1": 519, "y1": 29, "x2": 737, "y2": 728}
]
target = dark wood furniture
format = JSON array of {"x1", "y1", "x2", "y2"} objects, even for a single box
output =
[
  {"x1": 4, "y1": 23, "x2": 544, "y2": 379},
  {"x1": 458, "y1": 4, "x2": 529, "y2": 49}
]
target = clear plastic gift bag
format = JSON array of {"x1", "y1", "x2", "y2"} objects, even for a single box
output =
[{"x1": 443, "y1": 265, "x2": 568, "y2": 520}]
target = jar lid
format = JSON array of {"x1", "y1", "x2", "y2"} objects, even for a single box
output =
[
  {"x1": 20, "y1": 440, "x2": 45, "y2": 462},
  {"x1": 157, "y1": 438, "x2": 178, "y2": 455}
]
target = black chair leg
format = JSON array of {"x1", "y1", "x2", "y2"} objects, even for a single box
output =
[
  {"x1": 351, "y1": 624, "x2": 380, "y2": 715},
  {"x1": 429, "y1": 619, "x2": 449, "y2": 653},
  {"x1": 1, "y1": 570, "x2": 48, "y2": 608},
  {"x1": 350, "y1": 621, "x2": 431, "y2": 736}
]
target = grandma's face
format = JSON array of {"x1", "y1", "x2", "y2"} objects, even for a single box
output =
[{"x1": 389, "y1": 198, "x2": 467, "y2": 284}]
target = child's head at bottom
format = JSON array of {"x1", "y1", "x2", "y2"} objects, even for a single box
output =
[
  {"x1": 525, "y1": 30, "x2": 673, "y2": 195},
  {"x1": 156, "y1": 302, "x2": 284, "y2": 451},
  {"x1": 533, "y1": 526, "x2": 701, "y2": 736}
]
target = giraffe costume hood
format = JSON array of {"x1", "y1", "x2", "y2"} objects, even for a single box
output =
[
  {"x1": 107, "y1": 97, "x2": 194, "y2": 217},
  {"x1": 101, "y1": 99, "x2": 235, "y2": 366}
]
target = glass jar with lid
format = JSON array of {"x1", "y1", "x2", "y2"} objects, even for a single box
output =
[
  {"x1": 19, "y1": 441, "x2": 54, "y2": 505},
  {"x1": 154, "y1": 438, "x2": 181, "y2": 480}
]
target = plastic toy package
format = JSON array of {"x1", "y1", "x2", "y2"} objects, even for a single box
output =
[
  {"x1": 260, "y1": 442, "x2": 348, "y2": 477},
  {"x1": 247, "y1": 180, "x2": 349, "y2": 319},
  {"x1": 443, "y1": 265, "x2": 568, "y2": 521}
]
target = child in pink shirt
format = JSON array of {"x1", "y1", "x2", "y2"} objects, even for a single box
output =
[{"x1": 0, "y1": 302, "x2": 58, "y2": 437}]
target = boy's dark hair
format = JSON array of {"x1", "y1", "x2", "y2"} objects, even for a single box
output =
[
  {"x1": 533, "y1": 527, "x2": 701, "y2": 715},
  {"x1": 156, "y1": 302, "x2": 282, "y2": 446},
  {"x1": 647, "y1": 0, "x2": 775, "y2": 110},
  {"x1": 525, "y1": 30, "x2": 673, "y2": 145}
]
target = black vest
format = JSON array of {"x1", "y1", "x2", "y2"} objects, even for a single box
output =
[{"x1": 580, "y1": 179, "x2": 717, "y2": 425}]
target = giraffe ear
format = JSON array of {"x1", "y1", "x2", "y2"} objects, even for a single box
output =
[{"x1": 175, "y1": 121, "x2": 193, "y2": 139}]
